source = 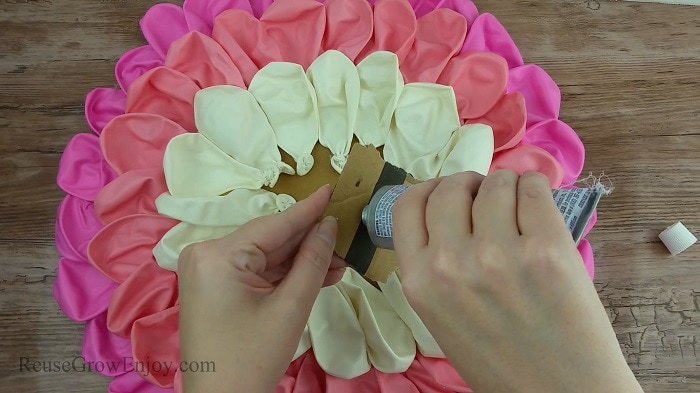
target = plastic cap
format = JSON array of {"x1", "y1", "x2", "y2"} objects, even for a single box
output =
[{"x1": 659, "y1": 222, "x2": 697, "y2": 256}]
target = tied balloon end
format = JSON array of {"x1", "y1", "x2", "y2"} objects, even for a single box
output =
[
  {"x1": 296, "y1": 154, "x2": 315, "y2": 176},
  {"x1": 330, "y1": 154, "x2": 348, "y2": 174}
]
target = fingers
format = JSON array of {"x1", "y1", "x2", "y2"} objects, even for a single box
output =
[
  {"x1": 471, "y1": 170, "x2": 520, "y2": 239},
  {"x1": 329, "y1": 253, "x2": 349, "y2": 270},
  {"x1": 323, "y1": 254, "x2": 349, "y2": 286},
  {"x1": 517, "y1": 171, "x2": 570, "y2": 240},
  {"x1": 260, "y1": 260, "x2": 293, "y2": 284},
  {"x1": 322, "y1": 267, "x2": 346, "y2": 287},
  {"x1": 276, "y1": 216, "x2": 338, "y2": 308},
  {"x1": 234, "y1": 185, "x2": 332, "y2": 257},
  {"x1": 392, "y1": 178, "x2": 442, "y2": 259},
  {"x1": 263, "y1": 230, "x2": 308, "y2": 266},
  {"x1": 264, "y1": 254, "x2": 347, "y2": 287},
  {"x1": 425, "y1": 172, "x2": 483, "y2": 242}
]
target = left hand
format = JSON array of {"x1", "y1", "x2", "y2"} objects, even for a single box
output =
[{"x1": 178, "y1": 185, "x2": 345, "y2": 393}]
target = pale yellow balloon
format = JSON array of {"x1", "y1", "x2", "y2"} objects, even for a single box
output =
[
  {"x1": 293, "y1": 324, "x2": 311, "y2": 361},
  {"x1": 163, "y1": 133, "x2": 266, "y2": 197},
  {"x1": 355, "y1": 51, "x2": 404, "y2": 148},
  {"x1": 194, "y1": 85, "x2": 294, "y2": 180},
  {"x1": 153, "y1": 223, "x2": 238, "y2": 271},
  {"x1": 308, "y1": 284, "x2": 371, "y2": 378},
  {"x1": 439, "y1": 123, "x2": 495, "y2": 177},
  {"x1": 307, "y1": 50, "x2": 361, "y2": 173},
  {"x1": 383, "y1": 83, "x2": 461, "y2": 181},
  {"x1": 249, "y1": 62, "x2": 320, "y2": 176},
  {"x1": 155, "y1": 189, "x2": 295, "y2": 227},
  {"x1": 378, "y1": 272, "x2": 445, "y2": 358},
  {"x1": 337, "y1": 269, "x2": 416, "y2": 373}
]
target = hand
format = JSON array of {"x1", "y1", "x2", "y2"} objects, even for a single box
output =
[
  {"x1": 178, "y1": 185, "x2": 345, "y2": 393},
  {"x1": 393, "y1": 170, "x2": 643, "y2": 393}
]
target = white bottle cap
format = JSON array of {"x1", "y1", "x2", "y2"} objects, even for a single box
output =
[{"x1": 659, "y1": 222, "x2": 697, "y2": 256}]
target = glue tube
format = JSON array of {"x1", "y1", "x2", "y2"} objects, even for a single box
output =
[{"x1": 361, "y1": 184, "x2": 604, "y2": 250}]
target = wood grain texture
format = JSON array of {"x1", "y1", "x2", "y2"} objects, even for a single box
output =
[{"x1": 1, "y1": 0, "x2": 699, "y2": 391}]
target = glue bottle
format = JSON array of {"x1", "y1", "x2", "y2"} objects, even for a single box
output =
[{"x1": 361, "y1": 184, "x2": 604, "y2": 250}]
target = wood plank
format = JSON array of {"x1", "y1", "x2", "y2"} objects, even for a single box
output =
[
  {"x1": 0, "y1": 241, "x2": 109, "y2": 392},
  {"x1": 0, "y1": 168, "x2": 64, "y2": 240}
]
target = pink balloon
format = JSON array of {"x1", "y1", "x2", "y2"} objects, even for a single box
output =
[
  {"x1": 438, "y1": 51, "x2": 508, "y2": 120},
  {"x1": 463, "y1": 13, "x2": 523, "y2": 69},
  {"x1": 400, "y1": 9, "x2": 467, "y2": 83},
  {"x1": 275, "y1": 351, "x2": 476, "y2": 392},
  {"x1": 372, "y1": 0, "x2": 418, "y2": 47},
  {"x1": 490, "y1": 144, "x2": 565, "y2": 189},
  {"x1": 357, "y1": 0, "x2": 417, "y2": 63},
  {"x1": 376, "y1": 370, "x2": 421, "y2": 393},
  {"x1": 165, "y1": 31, "x2": 245, "y2": 88},
  {"x1": 131, "y1": 306, "x2": 180, "y2": 388},
  {"x1": 276, "y1": 352, "x2": 326, "y2": 392},
  {"x1": 467, "y1": 92, "x2": 526, "y2": 152},
  {"x1": 88, "y1": 215, "x2": 178, "y2": 283},
  {"x1": 583, "y1": 209, "x2": 597, "y2": 238},
  {"x1": 260, "y1": 0, "x2": 326, "y2": 68},
  {"x1": 173, "y1": 368, "x2": 183, "y2": 393},
  {"x1": 182, "y1": 0, "x2": 253, "y2": 35},
  {"x1": 522, "y1": 119, "x2": 585, "y2": 186},
  {"x1": 507, "y1": 64, "x2": 561, "y2": 127},
  {"x1": 126, "y1": 67, "x2": 200, "y2": 132},
  {"x1": 101, "y1": 113, "x2": 186, "y2": 175},
  {"x1": 115, "y1": 46, "x2": 163, "y2": 93},
  {"x1": 109, "y1": 371, "x2": 174, "y2": 393},
  {"x1": 108, "y1": 261, "x2": 178, "y2": 338},
  {"x1": 212, "y1": 0, "x2": 325, "y2": 86},
  {"x1": 410, "y1": 355, "x2": 472, "y2": 392},
  {"x1": 355, "y1": 0, "x2": 418, "y2": 64},
  {"x1": 85, "y1": 88, "x2": 127, "y2": 135},
  {"x1": 322, "y1": 0, "x2": 374, "y2": 61},
  {"x1": 326, "y1": 369, "x2": 382, "y2": 392},
  {"x1": 212, "y1": 10, "x2": 265, "y2": 86},
  {"x1": 578, "y1": 238, "x2": 595, "y2": 279},
  {"x1": 140, "y1": 3, "x2": 190, "y2": 59},
  {"x1": 55, "y1": 195, "x2": 102, "y2": 262},
  {"x1": 57, "y1": 133, "x2": 117, "y2": 201},
  {"x1": 94, "y1": 168, "x2": 168, "y2": 225},
  {"x1": 250, "y1": 0, "x2": 275, "y2": 18},
  {"x1": 408, "y1": 0, "x2": 478, "y2": 27},
  {"x1": 54, "y1": 258, "x2": 117, "y2": 322},
  {"x1": 82, "y1": 312, "x2": 133, "y2": 377}
]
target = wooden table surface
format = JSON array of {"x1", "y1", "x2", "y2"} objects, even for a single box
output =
[{"x1": 1, "y1": 0, "x2": 699, "y2": 392}]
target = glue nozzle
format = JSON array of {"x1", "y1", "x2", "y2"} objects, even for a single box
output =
[{"x1": 361, "y1": 206, "x2": 370, "y2": 227}]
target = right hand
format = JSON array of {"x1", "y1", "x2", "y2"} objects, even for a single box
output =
[{"x1": 393, "y1": 170, "x2": 643, "y2": 393}]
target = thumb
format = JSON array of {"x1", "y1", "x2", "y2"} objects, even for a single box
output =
[{"x1": 276, "y1": 216, "x2": 337, "y2": 308}]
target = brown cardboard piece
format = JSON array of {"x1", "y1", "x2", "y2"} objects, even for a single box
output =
[
  {"x1": 270, "y1": 142, "x2": 411, "y2": 283},
  {"x1": 323, "y1": 144, "x2": 386, "y2": 258},
  {"x1": 324, "y1": 144, "x2": 415, "y2": 283},
  {"x1": 268, "y1": 142, "x2": 340, "y2": 201}
]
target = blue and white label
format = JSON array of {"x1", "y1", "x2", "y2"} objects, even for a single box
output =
[
  {"x1": 552, "y1": 187, "x2": 594, "y2": 232},
  {"x1": 374, "y1": 185, "x2": 409, "y2": 238}
]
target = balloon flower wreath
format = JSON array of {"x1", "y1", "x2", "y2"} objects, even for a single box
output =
[{"x1": 53, "y1": 0, "x2": 596, "y2": 391}]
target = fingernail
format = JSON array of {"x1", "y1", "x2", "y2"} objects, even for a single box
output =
[
  {"x1": 317, "y1": 216, "x2": 337, "y2": 246},
  {"x1": 331, "y1": 254, "x2": 350, "y2": 267},
  {"x1": 312, "y1": 184, "x2": 332, "y2": 198}
]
